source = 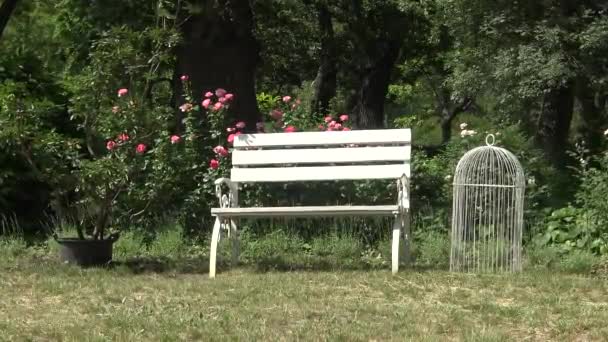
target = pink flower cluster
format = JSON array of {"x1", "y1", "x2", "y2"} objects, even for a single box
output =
[
  {"x1": 202, "y1": 88, "x2": 234, "y2": 112},
  {"x1": 110, "y1": 88, "x2": 184, "y2": 155},
  {"x1": 107, "y1": 132, "x2": 181, "y2": 154},
  {"x1": 319, "y1": 114, "x2": 350, "y2": 131},
  {"x1": 264, "y1": 95, "x2": 305, "y2": 133},
  {"x1": 210, "y1": 144, "x2": 230, "y2": 170},
  {"x1": 226, "y1": 122, "x2": 244, "y2": 145},
  {"x1": 106, "y1": 131, "x2": 150, "y2": 155},
  {"x1": 208, "y1": 117, "x2": 248, "y2": 170}
]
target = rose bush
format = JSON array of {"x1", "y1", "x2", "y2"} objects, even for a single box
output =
[
  {"x1": 71, "y1": 76, "x2": 239, "y2": 239},
  {"x1": 63, "y1": 25, "x2": 237, "y2": 239}
]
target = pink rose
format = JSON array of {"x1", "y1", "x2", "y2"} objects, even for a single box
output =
[
  {"x1": 212, "y1": 102, "x2": 223, "y2": 111},
  {"x1": 179, "y1": 103, "x2": 193, "y2": 112},
  {"x1": 324, "y1": 116, "x2": 333, "y2": 123},
  {"x1": 235, "y1": 121, "x2": 246, "y2": 129},
  {"x1": 209, "y1": 159, "x2": 220, "y2": 169},
  {"x1": 328, "y1": 120, "x2": 337, "y2": 128},
  {"x1": 213, "y1": 145, "x2": 228, "y2": 156},
  {"x1": 339, "y1": 114, "x2": 349, "y2": 122},
  {"x1": 227, "y1": 131, "x2": 243, "y2": 144},
  {"x1": 204, "y1": 91, "x2": 214, "y2": 98},
  {"x1": 180, "y1": 75, "x2": 189, "y2": 81},
  {"x1": 202, "y1": 99, "x2": 211, "y2": 109},
  {"x1": 284, "y1": 125, "x2": 296, "y2": 133},
  {"x1": 282, "y1": 96, "x2": 292, "y2": 103},
  {"x1": 218, "y1": 97, "x2": 227, "y2": 104},
  {"x1": 270, "y1": 109, "x2": 284, "y2": 120},
  {"x1": 342, "y1": 127, "x2": 351, "y2": 131},
  {"x1": 117, "y1": 88, "x2": 128, "y2": 97},
  {"x1": 227, "y1": 127, "x2": 236, "y2": 133},
  {"x1": 112, "y1": 106, "x2": 120, "y2": 113},
  {"x1": 224, "y1": 93, "x2": 234, "y2": 101},
  {"x1": 215, "y1": 88, "x2": 227, "y2": 97},
  {"x1": 118, "y1": 133, "x2": 129, "y2": 142},
  {"x1": 136, "y1": 143, "x2": 147, "y2": 154},
  {"x1": 334, "y1": 123, "x2": 342, "y2": 130},
  {"x1": 170, "y1": 135, "x2": 181, "y2": 144},
  {"x1": 106, "y1": 140, "x2": 117, "y2": 151},
  {"x1": 318, "y1": 124, "x2": 325, "y2": 130}
]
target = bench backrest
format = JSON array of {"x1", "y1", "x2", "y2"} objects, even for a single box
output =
[{"x1": 230, "y1": 129, "x2": 411, "y2": 183}]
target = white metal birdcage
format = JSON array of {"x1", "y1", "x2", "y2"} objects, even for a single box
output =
[{"x1": 450, "y1": 134, "x2": 525, "y2": 272}]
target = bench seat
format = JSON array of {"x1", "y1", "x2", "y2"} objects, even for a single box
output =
[{"x1": 212, "y1": 205, "x2": 400, "y2": 218}]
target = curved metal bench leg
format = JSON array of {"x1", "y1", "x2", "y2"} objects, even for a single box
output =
[
  {"x1": 392, "y1": 215, "x2": 402, "y2": 275},
  {"x1": 230, "y1": 219, "x2": 239, "y2": 266},
  {"x1": 403, "y1": 211, "x2": 411, "y2": 267},
  {"x1": 209, "y1": 218, "x2": 222, "y2": 278}
]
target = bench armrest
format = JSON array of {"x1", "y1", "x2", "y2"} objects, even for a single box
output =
[
  {"x1": 214, "y1": 178, "x2": 235, "y2": 187},
  {"x1": 215, "y1": 178, "x2": 238, "y2": 208}
]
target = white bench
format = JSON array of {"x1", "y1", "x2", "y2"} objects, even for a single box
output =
[{"x1": 209, "y1": 129, "x2": 412, "y2": 278}]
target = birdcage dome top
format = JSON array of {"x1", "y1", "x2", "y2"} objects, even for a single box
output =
[{"x1": 454, "y1": 134, "x2": 525, "y2": 188}]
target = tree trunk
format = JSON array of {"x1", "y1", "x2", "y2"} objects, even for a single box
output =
[
  {"x1": 535, "y1": 82, "x2": 575, "y2": 168},
  {"x1": 350, "y1": 39, "x2": 401, "y2": 129},
  {"x1": 440, "y1": 108, "x2": 455, "y2": 144},
  {"x1": 0, "y1": 0, "x2": 19, "y2": 40},
  {"x1": 575, "y1": 77, "x2": 605, "y2": 155},
  {"x1": 310, "y1": 3, "x2": 337, "y2": 116},
  {"x1": 175, "y1": 1, "x2": 261, "y2": 130}
]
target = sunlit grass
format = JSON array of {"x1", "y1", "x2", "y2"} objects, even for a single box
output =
[{"x1": 1, "y1": 238, "x2": 607, "y2": 341}]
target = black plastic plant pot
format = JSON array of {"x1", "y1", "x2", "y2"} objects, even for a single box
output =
[{"x1": 56, "y1": 237, "x2": 117, "y2": 266}]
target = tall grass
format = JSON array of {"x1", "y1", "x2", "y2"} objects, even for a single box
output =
[
  {"x1": 0, "y1": 215, "x2": 603, "y2": 276},
  {"x1": 0, "y1": 213, "x2": 22, "y2": 236}
]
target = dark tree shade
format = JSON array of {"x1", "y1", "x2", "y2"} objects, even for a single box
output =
[
  {"x1": 0, "y1": 0, "x2": 19, "y2": 40},
  {"x1": 350, "y1": 39, "x2": 402, "y2": 128},
  {"x1": 310, "y1": 3, "x2": 337, "y2": 116},
  {"x1": 175, "y1": 0, "x2": 261, "y2": 129},
  {"x1": 535, "y1": 83, "x2": 575, "y2": 169},
  {"x1": 576, "y1": 76, "x2": 606, "y2": 156}
]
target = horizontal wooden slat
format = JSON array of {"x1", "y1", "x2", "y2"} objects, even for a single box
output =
[
  {"x1": 212, "y1": 205, "x2": 400, "y2": 217},
  {"x1": 231, "y1": 164, "x2": 410, "y2": 182},
  {"x1": 233, "y1": 129, "x2": 411, "y2": 148},
  {"x1": 232, "y1": 146, "x2": 411, "y2": 166}
]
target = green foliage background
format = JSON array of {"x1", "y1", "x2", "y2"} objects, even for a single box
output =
[{"x1": 0, "y1": 0, "x2": 607, "y2": 260}]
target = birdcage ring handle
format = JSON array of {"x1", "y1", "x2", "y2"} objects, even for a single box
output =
[{"x1": 485, "y1": 134, "x2": 496, "y2": 146}]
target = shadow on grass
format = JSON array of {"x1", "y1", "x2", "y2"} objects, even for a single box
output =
[
  {"x1": 108, "y1": 255, "x2": 443, "y2": 275},
  {"x1": 110, "y1": 256, "x2": 211, "y2": 275}
]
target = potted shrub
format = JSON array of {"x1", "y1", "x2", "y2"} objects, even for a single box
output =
[
  {"x1": 59, "y1": 75, "x2": 235, "y2": 265},
  {"x1": 54, "y1": 25, "x2": 186, "y2": 265}
]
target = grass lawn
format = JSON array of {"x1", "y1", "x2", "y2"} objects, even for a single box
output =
[{"x1": 1, "y1": 254, "x2": 607, "y2": 341}]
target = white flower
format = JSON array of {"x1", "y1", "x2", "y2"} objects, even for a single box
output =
[
  {"x1": 460, "y1": 129, "x2": 477, "y2": 138},
  {"x1": 445, "y1": 175, "x2": 452, "y2": 181},
  {"x1": 459, "y1": 123, "x2": 468, "y2": 130},
  {"x1": 528, "y1": 177, "x2": 535, "y2": 185},
  {"x1": 604, "y1": 129, "x2": 608, "y2": 136}
]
